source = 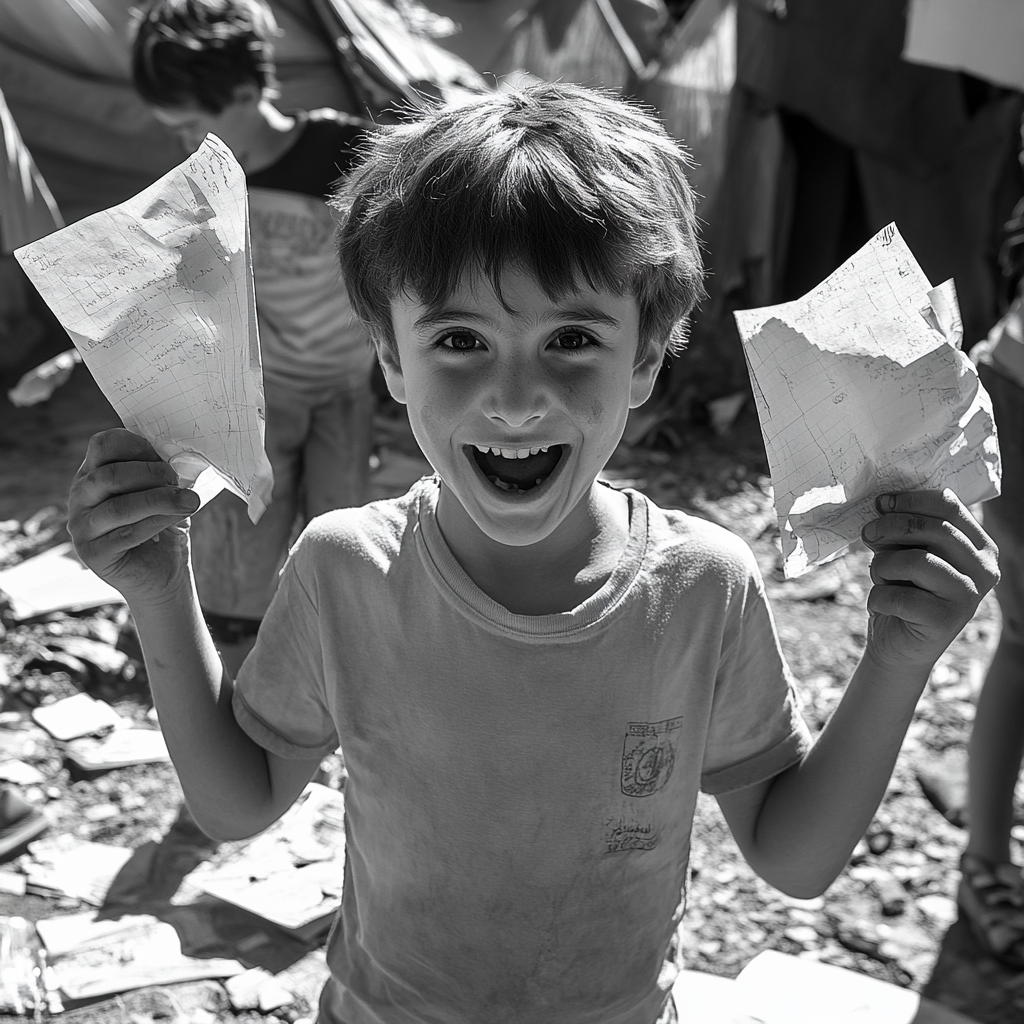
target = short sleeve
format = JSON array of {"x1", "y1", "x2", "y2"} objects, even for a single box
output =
[
  {"x1": 700, "y1": 566, "x2": 811, "y2": 795},
  {"x1": 232, "y1": 541, "x2": 340, "y2": 760}
]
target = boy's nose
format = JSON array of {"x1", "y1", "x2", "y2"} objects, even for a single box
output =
[{"x1": 484, "y1": 362, "x2": 550, "y2": 428}]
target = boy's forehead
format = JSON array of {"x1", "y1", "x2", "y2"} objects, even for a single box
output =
[{"x1": 393, "y1": 265, "x2": 637, "y2": 323}]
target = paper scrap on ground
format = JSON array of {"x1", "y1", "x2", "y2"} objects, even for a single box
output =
[
  {"x1": 36, "y1": 911, "x2": 244, "y2": 1000},
  {"x1": 184, "y1": 782, "x2": 345, "y2": 938},
  {"x1": 13, "y1": 135, "x2": 273, "y2": 523},
  {"x1": 734, "y1": 224, "x2": 1000, "y2": 578},
  {"x1": 0, "y1": 542, "x2": 125, "y2": 620}
]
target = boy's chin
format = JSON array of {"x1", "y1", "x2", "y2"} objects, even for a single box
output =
[{"x1": 438, "y1": 477, "x2": 592, "y2": 550}]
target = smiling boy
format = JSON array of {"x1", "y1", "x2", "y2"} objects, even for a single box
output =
[{"x1": 67, "y1": 84, "x2": 998, "y2": 1023}]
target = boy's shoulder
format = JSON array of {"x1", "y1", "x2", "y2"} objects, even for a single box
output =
[
  {"x1": 292, "y1": 477, "x2": 432, "y2": 568},
  {"x1": 248, "y1": 108, "x2": 371, "y2": 197},
  {"x1": 639, "y1": 491, "x2": 763, "y2": 592}
]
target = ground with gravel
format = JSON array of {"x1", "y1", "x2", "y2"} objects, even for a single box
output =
[{"x1": 0, "y1": 367, "x2": 1020, "y2": 1023}]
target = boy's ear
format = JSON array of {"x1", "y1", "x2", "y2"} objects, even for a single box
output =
[
  {"x1": 375, "y1": 342, "x2": 407, "y2": 405},
  {"x1": 629, "y1": 338, "x2": 668, "y2": 409}
]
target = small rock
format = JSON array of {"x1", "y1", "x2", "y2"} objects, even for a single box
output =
[
  {"x1": 83, "y1": 802, "x2": 119, "y2": 822},
  {"x1": 867, "y1": 830, "x2": 893, "y2": 855},
  {"x1": 226, "y1": 968, "x2": 275, "y2": 1011},
  {"x1": 783, "y1": 925, "x2": 819, "y2": 945},
  {"x1": 787, "y1": 908, "x2": 818, "y2": 926},
  {"x1": 847, "y1": 864, "x2": 907, "y2": 915},
  {"x1": 836, "y1": 919, "x2": 888, "y2": 961},
  {"x1": 258, "y1": 977, "x2": 295, "y2": 1013},
  {"x1": 915, "y1": 894, "x2": 958, "y2": 928}
]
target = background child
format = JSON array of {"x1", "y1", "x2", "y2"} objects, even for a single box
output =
[
  {"x1": 66, "y1": 82, "x2": 998, "y2": 1023},
  {"x1": 131, "y1": 0, "x2": 376, "y2": 674},
  {"x1": 959, "y1": 193, "x2": 1024, "y2": 968}
]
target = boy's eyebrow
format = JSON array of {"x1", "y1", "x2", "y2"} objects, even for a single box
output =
[{"x1": 412, "y1": 305, "x2": 623, "y2": 333}]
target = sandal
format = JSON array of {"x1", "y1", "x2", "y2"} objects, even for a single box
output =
[{"x1": 958, "y1": 852, "x2": 1024, "y2": 970}]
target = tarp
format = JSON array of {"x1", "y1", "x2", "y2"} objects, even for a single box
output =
[{"x1": 0, "y1": 0, "x2": 481, "y2": 224}]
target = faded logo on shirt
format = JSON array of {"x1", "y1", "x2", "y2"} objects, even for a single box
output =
[
  {"x1": 604, "y1": 816, "x2": 658, "y2": 853},
  {"x1": 621, "y1": 717, "x2": 683, "y2": 797}
]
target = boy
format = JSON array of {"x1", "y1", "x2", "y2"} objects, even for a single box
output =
[
  {"x1": 131, "y1": 0, "x2": 376, "y2": 673},
  {"x1": 67, "y1": 83, "x2": 998, "y2": 1023}
]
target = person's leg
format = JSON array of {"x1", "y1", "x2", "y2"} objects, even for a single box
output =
[
  {"x1": 967, "y1": 632, "x2": 1024, "y2": 866},
  {"x1": 189, "y1": 377, "x2": 310, "y2": 675},
  {"x1": 959, "y1": 360, "x2": 1024, "y2": 966},
  {"x1": 302, "y1": 377, "x2": 375, "y2": 519}
]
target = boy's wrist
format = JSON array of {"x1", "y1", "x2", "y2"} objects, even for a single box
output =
[
  {"x1": 857, "y1": 637, "x2": 932, "y2": 691},
  {"x1": 126, "y1": 572, "x2": 198, "y2": 619}
]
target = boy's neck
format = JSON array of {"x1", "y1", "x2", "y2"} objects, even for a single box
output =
[
  {"x1": 435, "y1": 482, "x2": 631, "y2": 616},
  {"x1": 236, "y1": 100, "x2": 302, "y2": 174}
]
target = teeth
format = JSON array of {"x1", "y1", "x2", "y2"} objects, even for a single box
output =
[{"x1": 473, "y1": 443, "x2": 559, "y2": 460}]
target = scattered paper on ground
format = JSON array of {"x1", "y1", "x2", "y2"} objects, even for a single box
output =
[
  {"x1": 14, "y1": 134, "x2": 273, "y2": 523},
  {"x1": 734, "y1": 224, "x2": 1000, "y2": 578},
  {"x1": 184, "y1": 783, "x2": 345, "y2": 939},
  {"x1": 65, "y1": 729, "x2": 169, "y2": 772},
  {"x1": 24, "y1": 836, "x2": 134, "y2": 905},
  {"x1": 31, "y1": 693, "x2": 123, "y2": 742},
  {"x1": 36, "y1": 911, "x2": 243, "y2": 1000},
  {"x1": 735, "y1": 949, "x2": 920, "y2": 1023},
  {"x1": 0, "y1": 542, "x2": 124, "y2": 620}
]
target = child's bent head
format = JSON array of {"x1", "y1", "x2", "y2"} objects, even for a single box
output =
[
  {"x1": 333, "y1": 83, "x2": 705, "y2": 363},
  {"x1": 131, "y1": 0, "x2": 279, "y2": 114}
]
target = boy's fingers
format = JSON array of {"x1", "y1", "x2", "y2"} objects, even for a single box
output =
[
  {"x1": 84, "y1": 485, "x2": 199, "y2": 539},
  {"x1": 79, "y1": 428, "x2": 164, "y2": 473},
  {"x1": 866, "y1": 583, "x2": 946, "y2": 627},
  {"x1": 863, "y1": 490, "x2": 999, "y2": 591},
  {"x1": 871, "y1": 489, "x2": 990, "y2": 550},
  {"x1": 869, "y1": 548, "x2": 974, "y2": 604},
  {"x1": 75, "y1": 512, "x2": 192, "y2": 564},
  {"x1": 73, "y1": 460, "x2": 181, "y2": 512}
]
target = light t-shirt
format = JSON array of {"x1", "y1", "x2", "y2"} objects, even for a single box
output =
[
  {"x1": 233, "y1": 478, "x2": 811, "y2": 1024},
  {"x1": 246, "y1": 110, "x2": 375, "y2": 393}
]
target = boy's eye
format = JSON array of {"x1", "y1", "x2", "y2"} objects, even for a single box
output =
[
  {"x1": 440, "y1": 331, "x2": 481, "y2": 351},
  {"x1": 554, "y1": 330, "x2": 594, "y2": 351}
]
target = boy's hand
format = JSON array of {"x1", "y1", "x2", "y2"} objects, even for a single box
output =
[
  {"x1": 860, "y1": 489, "x2": 999, "y2": 673},
  {"x1": 67, "y1": 428, "x2": 201, "y2": 605}
]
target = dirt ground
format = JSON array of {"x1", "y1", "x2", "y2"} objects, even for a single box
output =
[{"x1": 0, "y1": 363, "x2": 1021, "y2": 1022}]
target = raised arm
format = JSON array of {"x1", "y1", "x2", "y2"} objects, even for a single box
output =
[
  {"x1": 718, "y1": 489, "x2": 999, "y2": 897},
  {"x1": 67, "y1": 429, "x2": 321, "y2": 840}
]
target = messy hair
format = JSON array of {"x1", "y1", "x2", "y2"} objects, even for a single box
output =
[
  {"x1": 130, "y1": 0, "x2": 279, "y2": 114},
  {"x1": 332, "y1": 82, "x2": 705, "y2": 362}
]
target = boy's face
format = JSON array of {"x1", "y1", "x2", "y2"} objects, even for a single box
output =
[
  {"x1": 382, "y1": 266, "x2": 664, "y2": 548},
  {"x1": 150, "y1": 84, "x2": 260, "y2": 156}
]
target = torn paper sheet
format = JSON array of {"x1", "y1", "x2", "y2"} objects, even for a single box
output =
[
  {"x1": 734, "y1": 223, "x2": 1001, "y2": 578},
  {"x1": 36, "y1": 912, "x2": 243, "y2": 1000},
  {"x1": 183, "y1": 783, "x2": 345, "y2": 940},
  {"x1": 13, "y1": 135, "x2": 273, "y2": 523}
]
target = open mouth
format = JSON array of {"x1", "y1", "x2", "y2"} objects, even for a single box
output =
[{"x1": 468, "y1": 444, "x2": 565, "y2": 495}]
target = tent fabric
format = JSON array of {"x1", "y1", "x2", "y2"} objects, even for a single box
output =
[
  {"x1": 0, "y1": 87, "x2": 63, "y2": 254},
  {"x1": 735, "y1": 0, "x2": 990, "y2": 178},
  {"x1": 0, "y1": 0, "x2": 457, "y2": 224},
  {"x1": 419, "y1": 0, "x2": 668, "y2": 92}
]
